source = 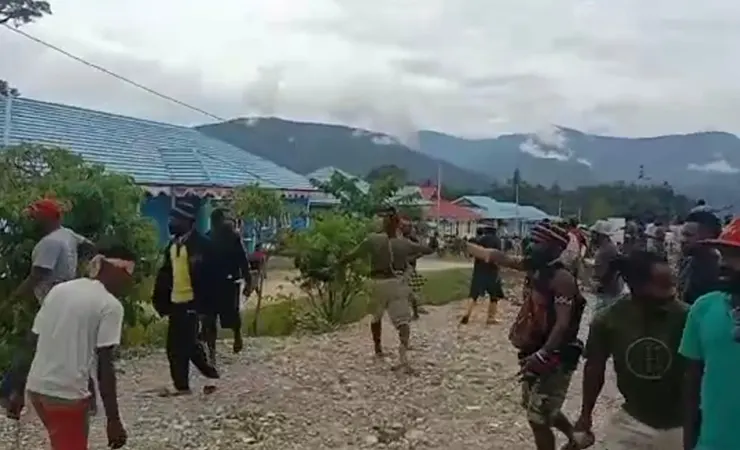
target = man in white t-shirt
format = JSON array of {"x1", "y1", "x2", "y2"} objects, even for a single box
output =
[{"x1": 4, "y1": 246, "x2": 135, "y2": 450}]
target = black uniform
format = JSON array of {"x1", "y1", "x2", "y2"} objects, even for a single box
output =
[{"x1": 469, "y1": 232, "x2": 504, "y2": 300}]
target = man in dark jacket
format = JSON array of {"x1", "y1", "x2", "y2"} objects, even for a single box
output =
[
  {"x1": 153, "y1": 200, "x2": 219, "y2": 396},
  {"x1": 678, "y1": 210, "x2": 722, "y2": 305},
  {"x1": 201, "y1": 208, "x2": 252, "y2": 363}
]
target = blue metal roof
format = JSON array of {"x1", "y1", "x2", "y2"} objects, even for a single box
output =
[
  {"x1": 307, "y1": 166, "x2": 370, "y2": 192},
  {"x1": 0, "y1": 96, "x2": 314, "y2": 190},
  {"x1": 454, "y1": 196, "x2": 554, "y2": 221}
]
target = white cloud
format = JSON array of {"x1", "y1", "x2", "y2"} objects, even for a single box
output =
[
  {"x1": 688, "y1": 159, "x2": 740, "y2": 174},
  {"x1": 576, "y1": 158, "x2": 593, "y2": 167},
  {"x1": 2, "y1": 0, "x2": 740, "y2": 138}
]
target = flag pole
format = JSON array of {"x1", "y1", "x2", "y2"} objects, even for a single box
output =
[
  {"x1": 514, "y1": 168, "x2": 520, "y2": 235},
  {"x1": 436, "y1": 164, "x2": 442, "y2": 231}
]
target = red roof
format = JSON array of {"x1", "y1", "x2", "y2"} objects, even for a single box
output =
[
  {"x1": 418, "y1": 185, "x2": 480, "y2": 220},
  {"x1": 426, "y1": 200, "x2": 481, "y2": 220},
  {"x1": 419, "y1": 185, "x2": 437, "y2": 201}
]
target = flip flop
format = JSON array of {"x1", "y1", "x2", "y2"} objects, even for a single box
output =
[{"x1": 157, "y1": 388, "x2": 192, "y2": 398}]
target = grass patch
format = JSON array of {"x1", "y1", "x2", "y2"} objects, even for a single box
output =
[
  {"x1": 243, "y1": 268, "x2": 471, "y2": 337},
  {"x1": 121, "y1": 268, "x2": 473, "y2": 346}
]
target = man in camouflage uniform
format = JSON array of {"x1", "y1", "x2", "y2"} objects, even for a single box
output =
[{"x1": 343, "y1": 207, "x2": 433, "y2": 373}]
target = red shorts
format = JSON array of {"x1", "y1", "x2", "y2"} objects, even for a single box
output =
[{"x1": 30, "y1": 392, "x2": 91, "y2": 450}]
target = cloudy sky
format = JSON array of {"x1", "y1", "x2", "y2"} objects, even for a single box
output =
[{"x1": 2, "y1": 0, "x2": 740, "y2": 139}]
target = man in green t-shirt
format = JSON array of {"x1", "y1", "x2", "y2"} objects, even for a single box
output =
[
  {"x1": 574, "y1": 250, "x2": 686, "y2": 449},
  {"x1": 680, "y1": 218, "x2": 740, "y2": 450}
]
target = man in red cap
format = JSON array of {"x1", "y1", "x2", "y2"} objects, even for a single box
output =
[
  {"x1": 11, "y1": 198, "x2": 94, "y2": 303},
  {"x1": 467, "y1": 221, "x2": 586, "y2": 450},
  {"x1": 680, "y1": 217, "x2": 740, "y2": 450}
]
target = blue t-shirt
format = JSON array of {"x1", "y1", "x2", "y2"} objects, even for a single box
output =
[{"x1": 679, "y1": 291, "x2": 740, "y2": 450}]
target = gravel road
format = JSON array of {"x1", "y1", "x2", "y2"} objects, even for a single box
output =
[{"x1": 0, "y1": 272, "x2": 620, "y2": 450}]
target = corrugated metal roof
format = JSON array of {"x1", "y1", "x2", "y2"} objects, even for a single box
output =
[
  {"x1": 454, "y1": 196, "x2": 554, "y2": 221},
  {"x1": 0, "y1": 96, "x2": 314, "y2": 190},
  {"x1": 307, "y1": 166, "x2": 370, "y2": 192}
]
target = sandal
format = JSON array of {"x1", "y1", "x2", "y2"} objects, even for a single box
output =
[{"x1": 157, "y1": 388, "x2": 192, "y2": 398}]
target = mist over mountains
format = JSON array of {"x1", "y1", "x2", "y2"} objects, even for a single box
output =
[{"x1": 197, "y1": 118, "x2": 740, "y2": 208}]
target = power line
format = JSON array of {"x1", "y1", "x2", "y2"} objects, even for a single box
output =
[
  {"x1": 1, "y1": 24, "x2": 289, "y2": 189},
  {"x1": 2, "y1": 24, "x2": 226, "y2": 121}
]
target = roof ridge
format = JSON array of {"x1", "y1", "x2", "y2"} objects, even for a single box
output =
[{"x1": 11, "y1": 97, "x2": 194, "y2": 131}]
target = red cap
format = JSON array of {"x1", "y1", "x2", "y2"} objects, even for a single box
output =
[
  {"x1": 701, "y1": 217, "x2": 740, "y2": 248},
  {"x1": 26, "y1": 198, "x2": 62, "y2": 220}
]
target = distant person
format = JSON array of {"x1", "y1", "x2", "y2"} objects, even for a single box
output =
[
  {"x1": 461, "y1": 226, "x2": 504, "y2": 325},
  {"x1": 690, "y1": 199, "x2": 713, "y2": 214},
  {"x1": 652, "y1": 221, "x2": 667, "y2": 259},
  {"x1": 429, "y1": 232, "x2": 439, "y2": 253},
  {"x1": 400, "y1": 218, "x2": 427, "y2": 319},
  {"x1": 589, "y1": 221, "x2": 625, "y2": 315}
]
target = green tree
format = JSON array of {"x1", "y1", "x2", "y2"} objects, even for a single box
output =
[
  {"x1": 232, "y1": 183, "x2": 285, "y2": 332},
  {"x1": 311, "y1": 171, "x2": 420, "y2": 218},
  {"x1": 232, "y1": 183, "x2": 285, "y2": 243},
  {"x1": 0, "y1": 80, "x2": 19, "y2": 97},
  {"x1": 0, "y1": 0, "x2": 52, "y2": 26},
  {"x1": 486, "y1": 177, "x2": 694, "y2": 223},
  {"x1": 0, "y1": 144, "x2": 159, "y2": 367}
]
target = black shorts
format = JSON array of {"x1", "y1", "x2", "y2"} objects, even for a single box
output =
[
  {"x1": 469, "y1": 275, "x2": 504, "y2": 300},
  {"x1": 202, "y1": 282, "x2": 241, "y2": 329}
]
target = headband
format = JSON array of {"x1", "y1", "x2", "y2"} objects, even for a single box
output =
[{"x1": 88, "y1": 254, "x2": 135, "y2": 277}]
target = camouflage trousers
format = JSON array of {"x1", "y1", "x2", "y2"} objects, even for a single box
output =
[{"x1": 521, "y1": 367, "x2": 575, "y2": 425}]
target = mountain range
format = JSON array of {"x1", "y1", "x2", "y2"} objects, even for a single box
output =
[{"x1": 196, "y1": 118, "x2": 740, "y2": 207}]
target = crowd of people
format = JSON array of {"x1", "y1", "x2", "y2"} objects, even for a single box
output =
[
  {"x1": 2, "y1": 196, "x2": 740, "y2": 450},
  {"x1": 462, "y1": 209, "x2": 739, "y2": 450}
]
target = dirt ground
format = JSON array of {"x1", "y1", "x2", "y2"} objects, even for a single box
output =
[{"x1": 0, "y1": 272, "x2": 621, "y2": 450}]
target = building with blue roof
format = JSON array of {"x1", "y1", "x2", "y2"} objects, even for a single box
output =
[
  {"x1": 453, "y1": 195, "x2": 558, "y2": 234},
  {"x1": 0, "y1": 95, "x2": 318, "y2": 244}
]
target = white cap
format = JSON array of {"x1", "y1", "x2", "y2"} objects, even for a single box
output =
[{"x1": 590, "y1": 220, "x2": 613, "y2": 236}]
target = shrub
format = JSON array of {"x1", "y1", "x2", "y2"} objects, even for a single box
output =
[
  {"x1": 290, "y1": 212, "x2": 371, "y2": 332},
  {"x1": 0, "y1": 145, "x2": 159, "y2": 368}
]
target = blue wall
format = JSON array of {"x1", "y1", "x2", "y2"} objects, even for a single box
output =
[
  {"x1": 140, "y1": 194, "x2": 171, "y2": 245},
  {"x1": 141, "y1": 194, "x2": 309, "y2": 248}
]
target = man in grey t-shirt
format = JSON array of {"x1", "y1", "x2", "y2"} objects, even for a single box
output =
[{"x1": 9, "y1": 199, "x2": 94, "y2": 303}]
